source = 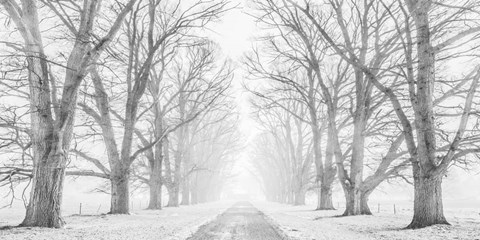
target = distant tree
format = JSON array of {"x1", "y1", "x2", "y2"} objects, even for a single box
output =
[
  {"x1": 250, "y1": 94, "x2": 314, "y2": 205},
  {"x1": 75, "y1": 0, "x2": 229, "y2": 213},
  {"x1": 161, "y1": 41, "x2": 233, "y2": 207}
]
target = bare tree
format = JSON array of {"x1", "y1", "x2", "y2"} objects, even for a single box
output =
[
  {"x1": 76, "y1": 0, "x2": 229, "y2": 213},
  {"x1": 0, "y1": 0, "x2": 135, "y2": 227},
  {"x1": 249, "y1": 93, "x2": 315, "y2": 205},
  {"x1": 288, "y1": 0, "x2": 480, "y2": 227},
  {"x1": 187, "y1": 101, "x2": 240, "y2": 204},
  {"x1": 161, "y1": 41, "x2": 233, "y2": 207},
  {"x1": 247, "y1": 0, "x2": 347, "y2": 209}
]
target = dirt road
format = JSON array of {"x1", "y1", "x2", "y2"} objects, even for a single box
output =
[{"x1": 187, "y1": 201, "x2": 287, "y2": 240}]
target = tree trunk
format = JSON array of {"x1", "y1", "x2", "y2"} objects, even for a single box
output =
[
  {"x1": 180, "y1": 179, "x2": 190, "y2": 205},
  {"x1": 21, "y1": 145, "x2": 66, "y2": 228},
  {"x1": 16, "y1": 0, "x2": 70, "y2": 227},
  {"x1": 318, "y1": 153, "x2": 336, "y2": 210},
  {"x1": 407, "y1": 174, "x2": 448, "y2": 229},
  {"x1": 279, "y1": 191, "x2": 286, "y2": 204},
  {"x1": 343, "y1": 186, "x2": 362, "y2": 216},
  {"x1": 316, "y1": 186, "x2": 322, "y2": 209},
  {"x1": 110, "y1": 173, "x2": 130, "y2": 214},
  {"x1": 147, "y1": 139, "x2": 163, "y2": 209},
  {"x1": 20, "y1": 42, "x2": 67, "y2": 228},
  {"x1": 167, "y1": 185, "x2": 179, "y2": 207},
  {"x1": 294, "y1": 188, "x2": 306, "y2": 205},
  {"x1": 191, "y1": 189, "x2": 198, "y2": 204},
  {"x1": 317, "y1": 126, "x2": 336, "y2": 210},
  {"x1": 318, "y1": 183, "x2": 335, "y2": 210},
  {"x1": 360, "y1": 191, "x2": 372, "y2": 215},
  {"x1": 405, "y1": 0, "x2": 449, "y2": 229},
  {"x1": 341, "y1": 111, "x2": 367, "y2": 216},
  {"x1": 147, "y1": 172, "x2": 162, "y2": 209},
  {"x1": 286, "y1": 189, "x2": 294, "y2": 205},
  {"x1": 191, "y1": 174, "x2": 199, "y2": 204}
]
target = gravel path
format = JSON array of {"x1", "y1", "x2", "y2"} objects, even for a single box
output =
[{"x1": 187, "y1": 201, "x2": 287, "y2": 240}]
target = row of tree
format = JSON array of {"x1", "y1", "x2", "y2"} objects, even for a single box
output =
[
  {"x1": 246, "y1": 0, "x2": 480, "y2": 229},
  {"x1": 0, "y1": 0, "x2": 238, "y2": 228}
]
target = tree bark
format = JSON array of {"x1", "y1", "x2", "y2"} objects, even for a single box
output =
[
  {"x1": 342, "y1": 118, "x2": 367, "y2": 216},
  {"x1": 17, "y1": 0, "x2": 103, "y2": 227},
  {"x1": 167, "y1": 185, "x2": 180, "y2": 207},
  {"x1": 317, "y1": 127, "x2": 336, "y2": 210},
  {"x1": 21, "y1": 144, "x2": 66, "y2": 228},
  {"x1": 147, "y1": 120, "x2": 163, "y2": 209},
  {"x1": 318, "y1": 183, "x2": 335, "y2": 210},
  {"x1": 7, "y1": 0, "x2": 65, "y2": 228},
  {"x1": 407, "y1": 169, "x2": 448, "y2": 228},
  {"x1": 110, "y1": 171, "x2": 130, "y2": 214},
  {"x1": 343, "y1": 186, "x2": 362, "y2": 216},
  {"x1": 405, "y1": 0, "x2": 449, "y2": 228},
  {"x1": 190, "y1": 173, "x2": 199, "y2": 204},
  {"x1": 147, "y1": 167, "x2": 162, "y2": 209},
  {"x1": 360, "y1": 191, "x2": 372, "y2": 215}
]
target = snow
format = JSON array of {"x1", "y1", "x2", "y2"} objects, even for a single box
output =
[
  {"x1": 2, "y1": 200, "x2": 480, "y2": 239},
  {"x1": 254, "y1": 201, "x2": 480, "y2": 240},
  {"x1": 0, "y1": 201, "x2": 233, "y2": 240}
]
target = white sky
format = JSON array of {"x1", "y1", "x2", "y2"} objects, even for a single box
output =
[{"x1": 209, "y1": 0, "x2": 256, "y2": 59}]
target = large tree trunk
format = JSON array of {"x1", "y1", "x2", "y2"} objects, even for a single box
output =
[
  {"x1": 2, "y1": 0, "x2": 133, "y2": 228},
  {"x1": 13, "y1": 0, "x2": 68, "y2": 227},
  {"x1": 318, "y1": 183, "x2": 335, "y2": 210},
  {"x1": 20, "y1": 41, "x2": 67, "y2": 228},
  {"x1": 21, "y1": 143, "x2": 67, "y2": 228},
  {"x1": 343, "y1": 186, "x2": 362, "y2": 216},
  {"x1": 317, "y1": 129, "x2": 336, "y2": 210},
  {"x1": 341, "y1": 94, "x2": 368, "y2": 216},
  {"x1": 147, "y1": 169, "x2": 162, "y2": 209},
  {"x1": 360, "y1": 191, "x2": 372, "y2": 215},
  {"x1": 20, "y1": 3, "x2": 84, "y2": 227},
  {"x1": 110, "y1": 171, "x2": 130, "y2": 214},
  {"x1": 147, "y1": 125, "x2": 163, "y2": 209},
  {"x1": 407, "y1": 170, "x2": 448, "y2": 229},
  {"x1": 404, "y1": 0, "x2": 449, "y2": 229}
]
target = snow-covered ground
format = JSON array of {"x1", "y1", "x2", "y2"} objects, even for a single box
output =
[
  {"x1": 254, "y1": 201, "x2": 480, "y2": 240},
  {"x1": 0, "y1": 201, "x2": 233, "y2": 240},
  {"x1": 2, "y1": 200, "x2": 479, "y2": 239}
]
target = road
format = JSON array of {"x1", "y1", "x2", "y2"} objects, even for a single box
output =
[{"x1": 187, "y1": 201, "x2": 287, "y2": 240}]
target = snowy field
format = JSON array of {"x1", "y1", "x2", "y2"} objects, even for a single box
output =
[
  {"x1": 0, "y1": 201, "x2": 233, "y2": 240},
  {"x1": 255, "y1": 201, "x2": 480, "y2": 240},
  {"x1": 2, "y1": 200, "x2": 480, "y2": 239}
]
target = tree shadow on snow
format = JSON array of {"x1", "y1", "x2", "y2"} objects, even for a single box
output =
[
  {"x1": 0, "y1": 225, "x2": 16, "y2": 230},
  {"x1": 313, "y1": 214, "x2": 344, "y2": 220}
]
